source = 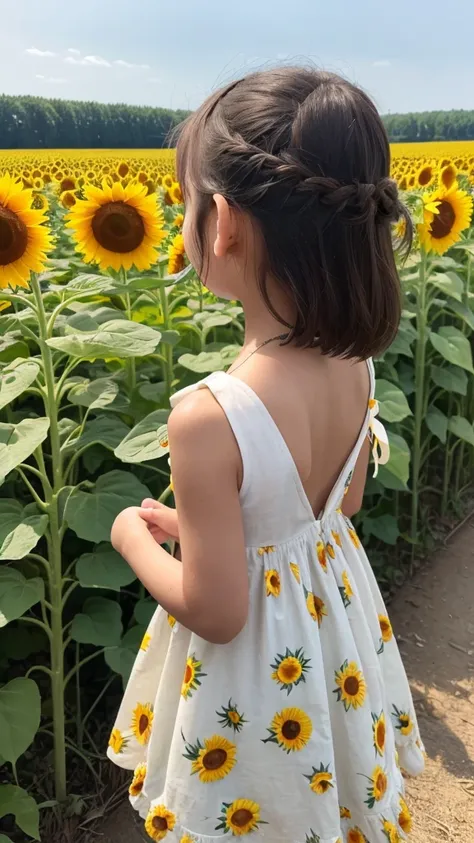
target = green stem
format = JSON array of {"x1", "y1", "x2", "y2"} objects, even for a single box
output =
[
  {"x1": 75, "y1": 643, "x2": 83, "y2": 748},
  {"x1": 441, "y1": 393, "x2": 453, "y2": 516},
  {"x1": 160, "y1": 285, "x2": 173, "y2": 401},
  {"x1": 63, "y1": 648, "x2": 106, "y2": 689},
  {"x1": 30, "y1": 274, "x2": 67, "y2": 804},
  {"x1": 19, "y1": 616, "x2": 53, "y2": 641},
  {"x1": 411, "y1": 250, "x2": 428, "y2": 566},
  {"x1": 16, "y1": 467, "x2": 46, "y2": 509},
  {"x1": 121, "y1": 269, "x2": 136, "y2": 394}
]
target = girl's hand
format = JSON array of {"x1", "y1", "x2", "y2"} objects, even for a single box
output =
[{"x1": 139, "y1": 498, "x2": 180, "y2": 544}]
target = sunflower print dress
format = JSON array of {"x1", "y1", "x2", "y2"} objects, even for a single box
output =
[{"x1": 108, "y1": 360, "x2": 424, "y2": 843}]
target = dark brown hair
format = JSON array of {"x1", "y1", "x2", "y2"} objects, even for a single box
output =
[{"x1": 176, "y1": 66, "x2": 412, "y2": 358}]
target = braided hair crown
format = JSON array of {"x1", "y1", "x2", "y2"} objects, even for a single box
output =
[{"x1": 176, "y1": 67, "x2": 411, "y2": 357}]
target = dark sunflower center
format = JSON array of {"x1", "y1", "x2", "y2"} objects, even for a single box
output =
[
  {"x1": 320, "y1": 780, "x2": 330, "y2": 791},
  {"x1": 134, "y1": 780, "x2": 144, "y2": 793},
  {"x1": 61, "y1": 178, "x2": 75, "y2": 191},
  {"x1": 282, "y1": 719, "x2": 301, "y2": 740},
  {"x1": 418, "y1": 167, "x2": 432, "y2": 186},
  {"x1": 92, "y1": 201, "x2": 145, "y2": 253},
  {"x1": 152, "y1": 817, "x2": 168, "y2": 831},
  {"x1": 138, "y1": 714, "x2": 149, "y2": 734},
  {"x1": 203, "y1": 748, "x2": 227, "y2": 770},
  {"x1": 401, "y1": 715, "x2": 409, "y2": 726},
  {"x1": 0, "y1": 205, "x2": 28, "y2": 266},
  {"x1": 430, "y1": 200, "x2": 456, "y2": 239},
  {"x1": 344, "y1": 676, "x2": 360, "y2": 696},
  {"x1": 376, "y1": 773, "x2": 385, "y2": 791},
  {"x1": 184, "y1": 664, "x2": 192, "y2": 683},
  {"x1": 377, "y1": 722, "x2": 386, "y2": 746},
  {"x1": 231, "y1": 809, "x2": 253, "y2": 828},
  {"x1": 270, "y1": 575, "x2": 279, "y2": 588}
]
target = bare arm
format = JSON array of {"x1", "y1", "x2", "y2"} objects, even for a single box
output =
[
  {"x1": 111, "y1": 390, "x2": 249, "y2": 644},
  {"x1": 341, "y1": 436, "x2": 370, "y2": 518}
]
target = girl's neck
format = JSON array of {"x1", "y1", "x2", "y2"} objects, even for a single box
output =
[{"x1": 240, "y1": 277, "x2": 295, "y2": 347}]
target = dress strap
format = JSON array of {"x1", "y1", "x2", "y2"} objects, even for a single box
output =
[
  {"x1": 170, "y1": 370, "x2": 315, "y2": 544},
  {"x1": 321, "y1": 358, "x2": 390, "y2": 517}
]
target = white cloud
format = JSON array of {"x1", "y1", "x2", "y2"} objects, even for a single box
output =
[
  {"x1": 147, "y1": 76, "x2": 162, "y2": 84},
  {"x1": 65, "y1": 54, "x2": 111, "y2": 68},
  {"x1": 373, "y1": 60, "x2": 391, "y2": 68},
  {"x1": 67, "y1": 48, "x2": 81, "y2": 55},
  {"x1": 26, "y1": 47, "x2": 56, "y2": 58},
  {"x1": 36, "y1": 74, "x2": 66, "y2": 83},
  {"x1": 114, "y1": 59, "x2": 151, "y2": 70}
]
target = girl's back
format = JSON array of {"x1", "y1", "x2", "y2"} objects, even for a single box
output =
[{"x1": 109, "y1": 66, "x2": 424, "y2": 843}]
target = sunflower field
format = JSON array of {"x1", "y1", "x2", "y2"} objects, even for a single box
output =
[{"x1": 0, "y1": 145, "x2": 473, "y2": 839}]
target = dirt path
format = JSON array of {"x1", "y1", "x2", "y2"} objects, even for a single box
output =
[{"x1": 99, "y1": 518, "x2": 474, "y2": 843}]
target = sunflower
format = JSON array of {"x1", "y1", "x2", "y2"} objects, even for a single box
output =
[
  {"x1": 379, "y1": 614, "x2": 393, "y2": 643},
  {"x1": 392, "y1": 704, "x2": 414, "y2": 736},
  {"x1": 262, "y1": 706, "x2": 312, "y2": 753},
  {"x1": 332, "y1": 530, "x2": 342, "y2": 548},
  {"x1": 372, "y1": 711, "x2": 386, "y2": 756},
  {"x1": 393, "y1": 217, "x2": 406, "y2": 240},
  {"x1": 0, "y1": 173, "x2": 52, "y2": 289},
  {"x1": 67, "y1": 180, "x2": 165, "y2": 272},
  {"x1": 325, "y1": 542, "x2": 335, "y2": 559},
  {"x1": 216, "y1": 699, "x2": 247, "y2": 733},
  {"x1": 271, "y1": 647, "x2": 311, "y2": 694},
  {"x1": 415, "y1": 163, "x2": 435, "y2": 188},
  {"x1": 60, "y1": 190, "x2": 77, "y2": 209},
  {"x1": 167, "y1": 232, "x2": 186, "y2": 275},
  {"x1": 145, "y1": 805, "x2": 176, "y2": 841},
  {"x1": 347, "y1": 828, "x2": 368, "y2": 843},
  {"x1": 398, "y1": 796, "x2": 412, "y2": 833},
  {"x1": 60, "y1": 175, "x2": 76, "y2": 193},
  {"x1": 304, "y1": 587, "x2": 327, "y2": 627},
  {"x1": 365, "y1": 765, "x2": 388, "y2": 809},
  {"x1": 316, "y1": 541, "x2": 327, "y2": 572},
  {"x1": 129, "y1": 762, "x2": 147, "y2": 797},
  {"x1": 304, "y1": 762, "x2": 334, "y2": 794},
  {"x1": 167, "y1": 182, "x2": 183, "y2": 205},
  {"x1": 181, "y1": 654, "x2": 206, "y2": 699},
  {"x1": 180, "y1": 837, "x2": 193, "y2": 843},
  {"x1": 265, "y1": 569, "x2": 281, "y2": 597},
  {"x1": 289, "y1": 562, "x2": 301, "y2": 583},
  {"x1": 334, "y1": 660, "x2": 366, "y2": 711},
  {"x1": 382, "y1": 819, "x2": 400, "y2": 843},
  {"x1": 163, "y1": 174, "x2": 174, "y2": 189},
  {"x1": 140, "y1": 632, "x2": 151, "y2": 652},
  {"x1": 167, "y1": 614, "x2": 176, "y2": 629},
  {"x1": 258, "y1": 545, "x2": 276, "y2": 555},
  {"x1": 117, "y1": 160, "x2": 130, "y2": 179},
  {"x1": 339, "y1": 570, "x2": 354, "y2": 608},
  {"x1": 131, "y1": 702, "x2": 154, "y2": 745},
  {"x1": 108, "y1": 728, "x2": 125, "y2": 754},
  {"x1": 182, "y1": 733, "x2": 237, "y2": 783},
  {"x1": 216, "y1": 799, "x2": 264, "y2": 837},
  {"x1": 32, "y1": 192, "x2": 48, "y2": 211},
  {"x1": 418, "y1": 184, "x2": 473, "y2": 255},
  {"x1": 340, "y1": 806, "x2": 352, "y2": 819},
  {"x1": 173, "y1": 212, "x2": 184, "y2": 228},
  {"x1": 439, "y1": 163, "x2": 457, "y2": 190},
  {"x1": 347, "y1": 527, "x2": 361, "y2": 549}
]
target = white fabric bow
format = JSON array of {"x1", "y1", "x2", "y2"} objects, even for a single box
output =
[{"x1": 368, "y1": 398, "x2": 390, "y2": 477}]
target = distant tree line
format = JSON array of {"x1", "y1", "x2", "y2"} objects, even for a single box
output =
[
  {"x1": 383, "y1": 110, "x2": 474, "y2": 143},
  {"x1": 1, "y1": 95, "x2": 474, "y2": 148},
  {"x1": 0, "y1": 95, "x2": 189, "y2": 149}
]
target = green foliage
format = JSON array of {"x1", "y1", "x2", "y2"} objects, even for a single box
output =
[
  {"x1": 0, "y1": 94, "x2": 188, "y2": 149},
  {"x1": 384, "y1": 109, "x2": 474, "y2": 142}
]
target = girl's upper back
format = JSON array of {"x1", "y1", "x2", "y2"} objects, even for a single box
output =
[{"x1": 171, "y1": 350, "x2": 374, "y2": 549}]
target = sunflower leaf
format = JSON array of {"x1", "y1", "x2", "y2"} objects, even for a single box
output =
[
  {"x1": 0, "y1": 359, "x2": 40, "y2": 410},
  {"x1": 68, "y1": 377, "x2": 119, "y2": 409},
  {"x1": 425, "y1": 405, "x2": 448, "y2": 444},
  {"x1": 428, "y1": 271, "x2": 464, "y2": 302},
  {"x1": 178, "y1": 351, "x2": 227, "y2": 373},
  {"x1": 61, "y1": 415, "x2": 130, "y2": 454},
  {"x1": 0, "y1": 418, "x2": 50, "y2": 481},
  {"x1": 65, "y1": 469, "x2": 150, "y2": 543},
  {"x1": 378, "y1": 432, "x2": 410, "y2": 488},
  {"x1": 448, "y1": 415, "x2": 474, "y2": 447},
  {"x1": 76, "y1": 542, "x2": 137, "y2": 591},
  {"x1": 0, "y1": 500, "x2": 48, "y2": 560},
  {"x1": 375, "y1": 380, "x2": 412, "y2": 422},
  {"x1": 0, "y1": 568, "x2": 44, "y2": 624},
  {"x1": 114, "y1": 410, "x2": 170, "y2": 463},
  {"x1": 429, "y1": 326, "x2": 474, "y2": 373},
  {"x1": 0, "y1": 678, "x2": 41, "y2": 765},
  {"x1": 46, "y1": 319, "x2": 162, "y2": 359},
  {"x1": 71, "y1": 596, "x2": 122, "y2": 646},
  {"x1": 0, "y1": 785, "x2": 40, "y2": 840},
  {"x1": 430, "y1": 364, "x2": 468, "y2": 396}
]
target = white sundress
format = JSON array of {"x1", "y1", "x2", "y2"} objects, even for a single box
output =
[{"x1": 108, "y1": 360, "x2": 425, "y2": 843}]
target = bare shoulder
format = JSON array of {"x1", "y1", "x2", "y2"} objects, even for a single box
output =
[{"x1": 168, "y1": 387, "x2": 240, "y2": 464}]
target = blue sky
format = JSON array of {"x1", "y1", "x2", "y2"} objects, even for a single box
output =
[{"x1": 2, "y1": 0, "x2": 473, "y2": 115}]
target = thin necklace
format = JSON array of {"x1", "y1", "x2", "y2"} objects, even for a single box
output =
[{"x1": 228, "y1": 333, "x2": 289, "y2": 375}]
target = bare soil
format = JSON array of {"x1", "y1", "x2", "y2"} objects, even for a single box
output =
[{"x1": 96, "y1": 518, "x2": 474, "y2": 843}]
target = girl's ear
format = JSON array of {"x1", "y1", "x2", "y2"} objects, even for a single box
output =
[{"x1": 213, "y1": 193, "x2": 236, "y2": 257}]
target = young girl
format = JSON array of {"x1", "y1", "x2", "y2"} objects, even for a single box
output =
[{"x1": 109, "y1": 67, "x2": 424, "y2": 843}]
